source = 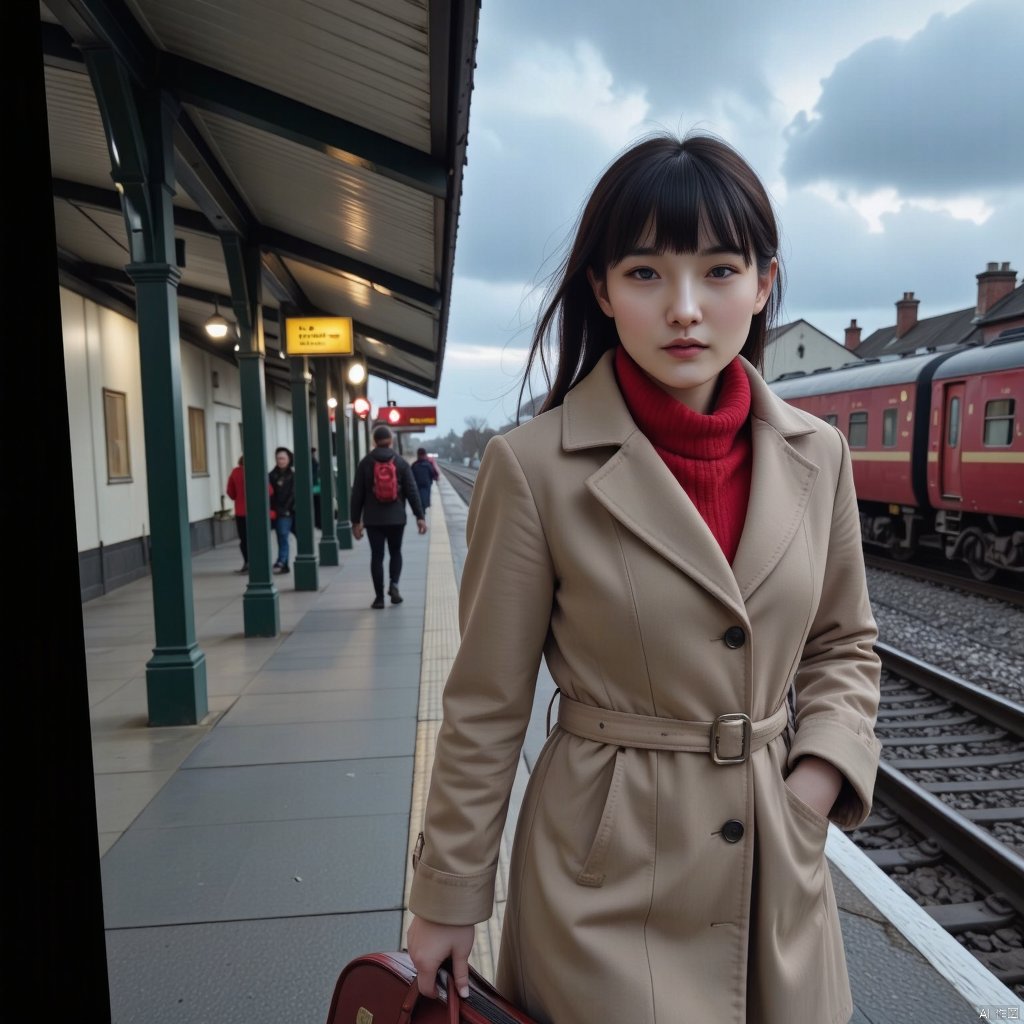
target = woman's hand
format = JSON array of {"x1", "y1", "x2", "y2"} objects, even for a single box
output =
[
  {"x1": 785, "y1": 755, "x2": 842, "y2": 819},
  {"x1": 352, "y1": 522, "x2": 364, "y2": 540},
  {"x1": 417, "y1": 518, "x2": 428, "y2": 535},
  {"x1": 407, "y1": 915, "x2": 475, "y2": 998}
]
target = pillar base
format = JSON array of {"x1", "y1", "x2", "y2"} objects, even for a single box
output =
[
  {"x1": 336, "y1": 518, "x2": 354, "y2": 550},
  {"x1": 319, "y1": 537, "x2": 340, "y2": 566},
  {"x1": 294, "y1": 555, "x2": 319, "y2": 591},
  {"x1": 243, "y1": 582, "x2": 281, "y2": 637},
  {"x1": 145, "y1": 644, "x2": 208, "y2": 725}
]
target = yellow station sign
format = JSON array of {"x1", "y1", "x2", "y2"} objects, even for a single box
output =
[{"x1": 284, "y1": 317, "x2": 354, "y2": 356}]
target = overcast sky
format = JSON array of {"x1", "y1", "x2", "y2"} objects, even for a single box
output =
[{"x1": 375, "y1": 0, "x2": 1024, "y2": 438}]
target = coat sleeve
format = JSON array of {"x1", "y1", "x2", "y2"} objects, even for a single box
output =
[
  {"x1": 409, "y1": 434, "x2": 556, "y2": 925},
  {"x1": 787, "y1": 427, "x2": 882, "y2": 830}
]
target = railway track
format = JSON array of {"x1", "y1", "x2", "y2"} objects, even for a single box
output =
[
  {"x1": 864, "y1": 551, "x2": 1023, "y2": 607},
  {"x1": 856, "y1": 642, "x2": 1024, "y2": 990}
]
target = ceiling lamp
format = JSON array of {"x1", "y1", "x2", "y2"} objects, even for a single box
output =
[
  {"x1": 205, "y1": 298, "x2": 230, "y2": 339},
  {"x1": 347, "y1": 360, "x2": 367, "y2": 385}
]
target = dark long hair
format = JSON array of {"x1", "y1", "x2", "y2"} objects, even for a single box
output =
[{"x1": 518, "y1": 132, "x2": 783, "y2": 418}]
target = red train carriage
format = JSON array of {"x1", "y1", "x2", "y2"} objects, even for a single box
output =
[
  {"x1": 927, "y1": 337, "x2": 1024, "y2": 579},
  {"x1": 769, "y1": 330, "x2": 1024, "y2": 582}
]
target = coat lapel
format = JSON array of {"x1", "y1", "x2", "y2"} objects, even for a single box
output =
[
  {"x1": 730, "y1": 364, "x2": 820, "y2": 601},
  {"x1": 563, "y1": 351, "x2": 747, "y2": 622},
  {"x1": 563, "y1": 351, "x2": 823, "y2": 614}
]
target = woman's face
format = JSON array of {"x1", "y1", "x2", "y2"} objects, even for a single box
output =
[
  {"x1": 275, "y1": 451, "x2": 290, "y2": 470},
  {"x1": 589, "y1": 231, "x2": 776, "y2": 413}
]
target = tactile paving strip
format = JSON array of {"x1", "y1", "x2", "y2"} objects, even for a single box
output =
[{"x1": 403, "y1": 480, "x2": 502, "y2": 979}]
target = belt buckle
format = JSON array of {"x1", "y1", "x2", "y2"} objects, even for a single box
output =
[{"x1": 711, "y1": 713, "x2": 752, "y2": 765}]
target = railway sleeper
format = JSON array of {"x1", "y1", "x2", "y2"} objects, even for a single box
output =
[
  {"x1": 923, "y1": 894, "x2": 1016, "y2": 933},
  {"x1": 921, "y1": 778, "x2": 1024, "y2": 794},
  {"x1": 957, "y1": 807, "x2": 1024, "y2": 823},
  {"x1": 892, "y1": 751, "x2": 1024, "y2": 770},
  {"x1": 865, "y1": 839, "x2": 943, "y2": 869},
  {"x1": 876, "y1": 705, "x2": 954, "y2": 720},
  {"x1": 880, "y1": 730, "x2": 1007, "y2": 746}
]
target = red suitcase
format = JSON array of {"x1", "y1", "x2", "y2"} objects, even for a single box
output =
[{"x1": 325, "y1": 951, "x2": 538, "y2": 1024}]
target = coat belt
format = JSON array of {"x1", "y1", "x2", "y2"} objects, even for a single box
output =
[{"x1": 555, "y1": 693, "x2": 790, "y2": 764}]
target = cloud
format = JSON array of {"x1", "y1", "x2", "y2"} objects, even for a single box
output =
[{"x1": 782, "y1": 0, "x2": 1024, "y2": 196}]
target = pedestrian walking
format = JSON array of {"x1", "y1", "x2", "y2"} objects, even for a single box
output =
[
  {"x1": 225, "y1": 455, "x2": 248, "y2": 572},
  {"x1": 410, "y1": 447, "x2": 440, "y2": 514},
  {"x1": 406, "y1": 132, "x2": 882, "y2": 1024},
  {"x1": 350, "y1": 425, "x2": 427, "y2": 608},
  {"x1": 268, "y1": 446, "x2": 295, "y2": 574}
]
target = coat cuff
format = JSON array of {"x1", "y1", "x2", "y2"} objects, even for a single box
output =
[
  {"x1": 408, "y1": 857, "x2": 496, "y2": 926},
  {"x1": 787, "y1": 717, "x2": 882, "y2": 830}
]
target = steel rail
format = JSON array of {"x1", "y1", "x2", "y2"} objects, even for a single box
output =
[
  {"x1": 864, "y1": 553, "x2": 1024, "y2": 607},
  {"x1": 876, "y1": 641, "x2": 1024, "y2": 740},
  {"x1": 874, "y1": 761, "x2": 1024, "y2": 918}
]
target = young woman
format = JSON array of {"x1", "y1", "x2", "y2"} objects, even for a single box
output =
[{"x1": 407, "y1": 133, "x2": 882, "y2": 1024}]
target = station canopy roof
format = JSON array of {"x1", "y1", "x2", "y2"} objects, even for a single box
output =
[{"x1": 41, "y1": 0, "x2": 479, "y2": 396}]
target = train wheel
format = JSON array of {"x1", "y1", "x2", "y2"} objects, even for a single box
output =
[
  {"x1": 889, "y1": 543, "x2": 917, "y2": 563},
  {"x1": 961, "y1": 533, "x2": 997, "y2": 582}
]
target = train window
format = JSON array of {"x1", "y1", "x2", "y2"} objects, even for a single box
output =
[
  {"x1": 947, "y1": 397, "x2": 961, "y2": 447},
  {"x1": 882, "y1": 409, "x2": 897, "y2": 447},
  {"x1": 983, "y1": 399, "x2": 1015, "y2": 446},
  {"x1": 848, "y1": 411, "x2": 868, "y2": 447},
  {"x1": 823, "y1": 413, "x2": 838, "y2": 427}
]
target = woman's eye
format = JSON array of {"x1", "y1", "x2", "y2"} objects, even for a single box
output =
[
  {"x1": 708, "y1": 265, "x2": 738, "y2": 279},
  {"x1": 627, "y1": 267, "x2": 658, "y2": 281}
]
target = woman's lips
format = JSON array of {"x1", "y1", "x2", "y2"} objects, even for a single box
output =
[{"x1": 664, "y1": 341, "x2": 707, "y2": 358}]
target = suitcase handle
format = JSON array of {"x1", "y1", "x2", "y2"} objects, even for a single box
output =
[{"x1": 398, "y1": 963, "x2": 459, "y2": 1024}]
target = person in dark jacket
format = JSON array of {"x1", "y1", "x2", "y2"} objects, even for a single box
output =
[
  {"x1": 268, "y1": 446, "x2": 296, "y2": 574},
  {"x1": 410, "y1": 447, "x2": 441, "y2": 514},
  {"x1": 351, "y1": 425, "x2": 427, "y2": 608}
]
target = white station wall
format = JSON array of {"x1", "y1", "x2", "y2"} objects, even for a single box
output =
[{"x1": 61, "y1": 286, "x2": 312, "y2": 554}]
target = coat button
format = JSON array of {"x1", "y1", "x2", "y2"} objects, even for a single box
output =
[
  {"x1": 721, "y1": 819, "x2": 745, "y2": 843},
  {"x1": 723, "y1": 626, "x2": 746, "y2": 649}
]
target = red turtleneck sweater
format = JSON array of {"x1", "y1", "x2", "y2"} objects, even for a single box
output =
[{"x1": 614, "y1": 346, "x2": 753, "y2": 564}]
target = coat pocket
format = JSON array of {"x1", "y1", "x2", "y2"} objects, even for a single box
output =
[
  {"x1": 783, "y1": 777, "x2": 830, "y2": 836},
  {"x1": 576, "y1": 747, "x2": 626, "y2": 887}
]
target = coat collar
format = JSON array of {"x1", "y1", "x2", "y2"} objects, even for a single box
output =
[{"x1": 563, "y1": 350, "x2": 820, "y2": 614}]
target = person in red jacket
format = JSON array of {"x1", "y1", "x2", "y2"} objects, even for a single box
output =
[{"x1": 225, "y1": 455, "x2": 248, "y2": 573}]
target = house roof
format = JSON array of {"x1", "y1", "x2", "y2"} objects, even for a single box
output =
[
  {"x1": 767, "y1": 318, "x2": 848, "y2": 351},
  {"x1": 977, "y1": 282, "x2": 1024, "y2": 325},
  {"x1": 854, "y1": 305, "x2": 981, "y2": 359}
]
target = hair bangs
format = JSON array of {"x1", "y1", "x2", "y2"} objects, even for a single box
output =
[{"x1": 599, "y1": 151, "x2": 757, "y2": 269}]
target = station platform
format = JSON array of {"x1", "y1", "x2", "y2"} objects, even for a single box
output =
[{"x1": 88, "y1": 476, "x2": 1020, "y2": 1023}]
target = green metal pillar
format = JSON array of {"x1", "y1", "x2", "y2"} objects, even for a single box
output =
[
  {"x1": 315, "y1": 360, "x2": 340, "y2": 566},
  {"x1": 289, "y1": 348, "x2": 319, "y2": 589},
  {"x1": 223, "y1": 238, "x2": 280, "y2": 635},
  {"x1": 332, "y1": 361, "x2": 354, "y2": 549},
  {"x1": 84, "y1": 50, "x2": 207, "y2": 725}
]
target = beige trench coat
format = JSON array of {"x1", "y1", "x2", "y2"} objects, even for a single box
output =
[{"x1": 409, "y1": 350, "x2": 882, "y2": 1024}]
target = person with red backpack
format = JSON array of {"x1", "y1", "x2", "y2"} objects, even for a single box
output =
[{"x1": 350, "y1": 424, "x2": 427, "y2": 608}]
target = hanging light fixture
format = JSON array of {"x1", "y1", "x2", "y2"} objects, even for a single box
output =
[
  {"x1": 347, "y1": 359, "x2": 367, "y2": 385},
  {"x1": 205, "y1": 297, "x2": 230, "y2": 339}
]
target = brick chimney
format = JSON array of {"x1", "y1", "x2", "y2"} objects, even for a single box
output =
[
  {"x1": 844, "y1": 318, "x2": 862, "y2": 350},
  {"x1": 976, "y1": 261, "x2": 1017, "y2": 317},
  {"x1": 895, "y1": 292, "x2": 919, "y2": 339}
]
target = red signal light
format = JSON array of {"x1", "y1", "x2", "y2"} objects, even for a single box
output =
[{"x1": 353, "y1": 396, "x2": 371, "y2": 419}]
